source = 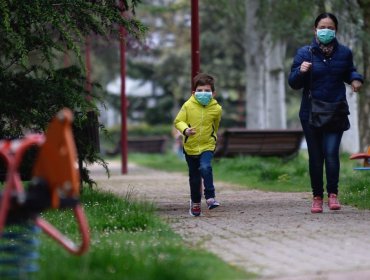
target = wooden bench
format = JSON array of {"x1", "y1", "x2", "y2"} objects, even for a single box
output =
[
  {"x1": 128, "y1": 136, "x2": 168, "y2": 153},
  {"x1": 214, "y1": 128, "x2": 304, "y2": 158},
  {"x1": 106, "y1": 136, "x2": 168, "y2": 155}
]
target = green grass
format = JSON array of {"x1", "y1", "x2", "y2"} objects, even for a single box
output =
[
  {"x1": 2, "y1": 151, "x2": 368, "y2": 279},
  {"x1": 128, "y1": 152, "x2": 186, "y2": 173},
  {"x1": 33, "y1": 188, "x2": 252, "y2": 280},
  {"x1": 129, "y1": 152, "x2": 310, "y2": 192},
  {"x1": 213, "y1": 155, "x2": 309, "y2": 192},
  {"x1": 340, "y1": 172, "x2": 370, "y2": 209},
  {"x1": 129, "y1": 151, "x2": 370, "y2": 209}
]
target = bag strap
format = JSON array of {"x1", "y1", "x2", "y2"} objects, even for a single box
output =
[{"x1": 308, "y1": 46, "x2": 313, "y2": 99}]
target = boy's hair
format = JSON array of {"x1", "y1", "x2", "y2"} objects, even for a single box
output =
[{"x1": 193, "y1": 73, "x2": 215, "y2": 91}]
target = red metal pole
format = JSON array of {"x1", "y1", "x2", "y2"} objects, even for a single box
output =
[
  {"x1": 191, "y1": 0, "x2": 200, "y2": 88},
  {"x1": 63, "y1": 48, "x2": 70, "y2": 68},
  {"x1": 119, "y1": 1, "x2": 128, "y2": 174},
  {"x1": 85, "y1": 36, "x2": 92, "y2": 100}
]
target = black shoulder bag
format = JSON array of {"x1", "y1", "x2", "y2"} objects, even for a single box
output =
[{"x1": 308, "y1": 48, "x2": 350, "y2": 132}]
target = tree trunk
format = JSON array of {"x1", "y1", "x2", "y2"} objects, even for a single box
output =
[
  {"x1": 245, "y1": 0, "x2": 265, "y2": 128},
  {"x1": 342, "y1": 86, "x2": 360, "y2": 153},
  {"x1": 358, "y1": 0, "x2": 370, "y2": 150},
  {"x1": 245, "y1": 0, "x2": 287, "y2": 129},
  {"x1": 264, "y1": 36, "x2": 287, "y2": 129},
  {"x1": 336, "y1": 3, "x2": 361, "y2": 153}
]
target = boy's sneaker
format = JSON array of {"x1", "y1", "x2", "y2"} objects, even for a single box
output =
[
  {"x1": 328, "y1": 193, "x2": 341, "y2": 210},
  {"x1": 311, "y1": 196, "x2": 323, "y2": 213},
  {"x1": 189, "y1": 201, "x2": 201, "y2": 217},
  {"x1": 206, "y1": 198, "x2": 220, "y2": 210}
]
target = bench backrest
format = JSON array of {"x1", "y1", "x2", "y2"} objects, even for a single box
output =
[
  {"x1": 128, "y1": 136, "x2": 168, "y2": 154},
  {"x1": 215, "y1": 129, "x2": 304, "y2": 158}
]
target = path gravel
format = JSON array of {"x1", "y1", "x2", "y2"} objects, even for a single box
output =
[{"x1": 91, "y1": 161, "x2": 370, "y2": 280}]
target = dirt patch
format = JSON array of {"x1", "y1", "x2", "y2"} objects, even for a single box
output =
[{"x1": 91, "y1": 161, "x2": 370, "y2": 280}]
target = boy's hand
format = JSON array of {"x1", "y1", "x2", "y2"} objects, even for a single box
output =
[{"x1": 185, "y1": 128, "x2": 196, "y2": 136}]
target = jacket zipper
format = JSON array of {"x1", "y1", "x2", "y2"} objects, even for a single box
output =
[{"x1": 198, "y1": 106, "x2": 204, "y2": 154}]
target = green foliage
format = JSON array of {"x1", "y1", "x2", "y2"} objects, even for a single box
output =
[
  {"x1": 0, "y1": 0, "x2": 146, "y2": 67},
  {"x1": 120, "y1": 1, "x2": 367, "y2": 131},
  {"x1": 199, "y1": 0, "x2": 247, "y2": 127},
  {"x1": 257, "y1": 0, "x2": 315, "y2": 43},
  {"x1": 0, "y1": 66, "x2": 90, "y2": 137},
  {"x1": 125, "y1": 0, "x2": 249, "y2": 127},
  {"x1": 0, "y1": 0, "x2": 147, "y2": 185},
  {"x1": 35, "y1": 188, "x2": 251, "y2": 280},
  {"x1": 123, "y1": 1, "x2": 192, "y2": 125}
]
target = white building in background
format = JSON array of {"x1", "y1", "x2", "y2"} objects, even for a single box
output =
[{"x1": 100, "y1": 76, "x2": 163, "y2": 128}]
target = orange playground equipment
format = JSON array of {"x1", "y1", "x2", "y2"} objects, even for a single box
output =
[
  {"x1": 0, "y1": 108, "x2": 89, "y2": 278},
  {"x1": 350, "y1": 146, "x2": 370, "y2": 171}
]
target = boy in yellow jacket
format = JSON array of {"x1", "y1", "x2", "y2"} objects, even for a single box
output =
[{"x1": 174, "y1": 73, "x2": 222, "y2": 216}]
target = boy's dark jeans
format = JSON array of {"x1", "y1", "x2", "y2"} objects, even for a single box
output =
[
  {"x1": 301, "y1": 120, "x2": 343, "y2": 198},
  {"x1": 185, "y1": 151, "x2": 215, "y2": 203}
]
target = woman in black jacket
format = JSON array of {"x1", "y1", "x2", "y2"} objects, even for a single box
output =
[{"x1": 288, "y1": 12, "x2": 363, "y2": 213}]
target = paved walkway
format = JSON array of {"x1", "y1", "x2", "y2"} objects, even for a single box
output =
[{"x1": 91, "y1": 161, "x2": 370, "y2": 280}]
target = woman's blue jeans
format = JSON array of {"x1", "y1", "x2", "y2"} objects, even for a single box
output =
[
  {"x1": 185, "y1": 151, "x2": 215, "y2": 203},
  {"x1": 301, "y1": 120, "x2": 343, "y2": 198}
]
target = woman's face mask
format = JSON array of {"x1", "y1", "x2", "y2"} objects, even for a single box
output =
[
  {"x1": 194, "y1": 91, "x2": 212, "y2": 106},
  {"x1": 316, "y1": 28, "x2": 336, "y2": 44}
]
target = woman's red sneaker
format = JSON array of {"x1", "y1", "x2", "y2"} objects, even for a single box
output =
[
  {"x1": 311, "y1": 196, "x2": 323, "y2": 213},
  {"x1": 328, "y1": 193, "x2": 341, "y2": 210}
]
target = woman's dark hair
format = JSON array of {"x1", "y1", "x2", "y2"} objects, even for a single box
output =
[{"x1": 314, "y1": 13, "x2": 338, "y2": 30}]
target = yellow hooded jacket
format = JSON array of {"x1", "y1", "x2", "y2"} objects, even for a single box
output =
[{"x1": 174, "y1": 95, "x2": 222, "y2": 156}]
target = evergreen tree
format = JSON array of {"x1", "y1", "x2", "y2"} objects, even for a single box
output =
[{"x1": 0, "y1": 0, "x2": 147, "y2": 185}]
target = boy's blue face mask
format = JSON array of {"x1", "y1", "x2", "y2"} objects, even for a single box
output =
[
  {"x1": 316, "y1": 28, "x2": 336, "y2": 44},
  {"x1": 194, "y1": 91, "x2": 212, "y2": 106}
]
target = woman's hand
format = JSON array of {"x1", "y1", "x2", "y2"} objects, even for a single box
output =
[
  {"x1": 300, "y1": 61, "x2": 312, "y2": 73},
  {"x1": 351, "y1": 80, "x2": 362, "y2": 92}
]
